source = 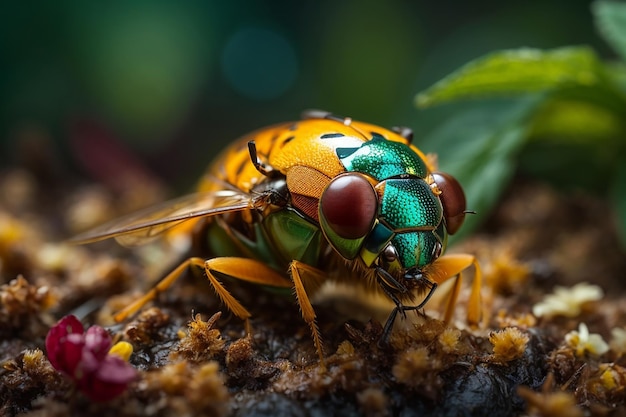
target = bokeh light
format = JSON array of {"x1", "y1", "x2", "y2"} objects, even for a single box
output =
[
  {"x1": 0, "y1": 0, "x2": 606, "y2": 186},
  {"x1": 221, "y1": 27, "x2": 298, "y2": 101},
  {"x1": 67, "y1": 2, "x2": 214, "y2": 146}
]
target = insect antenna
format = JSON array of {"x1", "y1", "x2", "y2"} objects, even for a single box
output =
[{"x1": 248, "y1": 141, "x2": 279, "y2": 178}]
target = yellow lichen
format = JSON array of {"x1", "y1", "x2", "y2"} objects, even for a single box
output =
[
  {"x1": 518, "y1": 385, "x2": 583, "y2": 417},
  {"x1": 438, "y1": 328, "x2": 461, "y2": 354},
  {"x1": 357, "y1": 387, "x2": 389, "y2": 417},
  {"x1": 585, "y1": 363, "x2": 626, "y2": 403},
  {"x1": 0, "y1": 213, "x2": 27, "y2": 254},
  {"x1": 496, "y1": 310, "x2": 536, "y2": 329},
  {"x1": 186, "y1": 362, "x2": 230, "y2": 411},
  {"x1": 489, "y1": 327, "x2": 529, "y2": 362},
  {"x1": 143, "y1": 361, "x2": 229, "y2": 416},
  {"x1": 336, "y1": 340, "x2": 356, "y2": 356},
  {"x1": 393, "y1": 347, "x2": 439, "y2": 386},
  {"x1": 564, "y1": 323, "x2": 609, "y2": 358},
  {"x1": 408, "y1": 318, "x2": 446, "y2": 345},
  {"x1": 484, "y1": 250, "x2": 530, "y2": 294},
  {"x1": 599, "y1": 364, "x2": 620, "y2": 390}
]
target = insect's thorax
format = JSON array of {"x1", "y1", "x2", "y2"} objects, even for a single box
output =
[{"x1": 198, "y1": 179, "x2": 331, "y2": 273}]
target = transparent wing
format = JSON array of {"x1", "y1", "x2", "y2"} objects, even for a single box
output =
[{"x1": 68, "y1": 189, "x2": 258, "y2": 246}]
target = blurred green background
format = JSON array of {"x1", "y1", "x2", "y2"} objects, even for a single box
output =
[{"x1": 0, "y1": 0, "x2": 608, "y2": 185}]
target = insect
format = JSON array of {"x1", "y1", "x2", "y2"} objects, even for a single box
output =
[{"x1": 71, "y1": 110, "x2": 482, "y2": 362}]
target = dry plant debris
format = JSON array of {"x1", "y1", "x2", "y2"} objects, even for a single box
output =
[{"x1": 0, "y1": 167, "x2": 625, "y2": 416}]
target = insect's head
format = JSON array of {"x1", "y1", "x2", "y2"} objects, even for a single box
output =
[{"x1": 318, "y1": 136, "x2": 467, "y2": 284}]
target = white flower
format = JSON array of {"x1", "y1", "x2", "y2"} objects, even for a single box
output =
[
  {"x1": 610, "y1": 327, "x2": 626, "y2": 354},
  {"x1": 532, "y1": 282, "x2": 603, "y2": 318},
  {"x1": 565, "y1": 323, "x2": 609, "y2": 357}
]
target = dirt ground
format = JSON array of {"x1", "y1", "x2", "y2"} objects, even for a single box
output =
[{"x1": 1, "y1": 163, "x2": 626, "y2": 417}]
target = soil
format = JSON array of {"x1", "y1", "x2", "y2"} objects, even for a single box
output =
[{"x1": 1, "y1": 163, "x2": 625, "y2": 417}]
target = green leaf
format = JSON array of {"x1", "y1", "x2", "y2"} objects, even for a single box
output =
[
  {"x1": 522, "y1": 84, "x2": 626, "y2": 192},
  {"x1": 593, "y1": 1, "x2": 626, "y2": 63},
  {"x1": 418, "y1": 97, "x2": 540, "y2": 242},
  {"x1": 529, "y1": 97, "x2": 625, "y2": 144},
  {"x1": 605, "y1": 62, "x2": 626, "y2": 91},
  {"x1": 416, "y1": 46, "x2": 602, "y2": 108}
]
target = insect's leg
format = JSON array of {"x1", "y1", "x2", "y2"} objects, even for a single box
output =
[
  {"x1": 202, "y1": 257, "x2": 293, "y2": 288},
  {"x1": 201, "y1": 257, "x2": 293, "y2": 332},
  {"x1": 114, "y1": 257, "x2": 292, "y2": 325},
  {"x1": 206, "y1": 258, "x2": 327, "y2": 364},
  {"x1": 289, "y1": 260, "x2": 327, "y2": 365},
  {"x1": 426, "y1": 254, "x2": 482, "y2": 325},
  {"x1": 379, "y1": 278, "x2": 437, "y2": 344},
  {"x1": 114, "y1": 257, "x2": 207, "y2": 322},
  {"x1": 381, "y1": 306, "x2": 400, "y2": 344}
]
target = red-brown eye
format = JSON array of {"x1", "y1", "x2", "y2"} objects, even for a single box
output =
[
  {"x1": 432, "y1": 172, "x2": 466, "y2": 235},
  {"x1": 320, "y1": 174, "x2": 378, "y2": 239}
]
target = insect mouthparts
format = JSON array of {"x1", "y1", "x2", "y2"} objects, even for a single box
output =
[{"x1": 404, "y1": 268, "x2": 423, "y2": 281}]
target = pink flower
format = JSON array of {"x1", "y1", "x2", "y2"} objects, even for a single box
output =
[{"x1": 45, "y1": 315, "x2": 136, "y2": 402}]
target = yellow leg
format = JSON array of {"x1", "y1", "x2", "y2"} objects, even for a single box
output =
[
  {"x1": 115, "y1": 255, "x2": 328, "y2": 364},
  {"x1": 289, "y1": 260, "x2": 328, "y2": 364},
  {"x1": 114, "y1": 257, "x2": 204, "y2": 322},
  {"x1": 425, "y1": 254, "x2": 482, "y2": 326},
  {"x1": 114, "y1": 257, "x2": 292, "y2": 323}
]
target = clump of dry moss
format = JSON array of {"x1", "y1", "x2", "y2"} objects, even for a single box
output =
[
  {"x1": 1, "y1": 349, "x2": 70, "y2": 416},
  {"x1": 123, "y1": 307, "x2": 171, "y2": 347},
  {"x1": 484, "y1": 249, "x2": 530, "y2": 295},
  {"x1": 170, "y1": 312, "x2": 225, "y2": 363},
  {"x1": 0, "y1": 275, "x2": 55, "y2": 339},
  {"x1": 356, "y1": 387, "x2": 389, "y2": 417},
  {"x1": 138, "y1": 361, "x2": 229, "y2": 416},
  {"x1": 490, "y1": 327, "x2": 530, "y2": 363},
  {"x1": 437, "y1": 327, "x2": 462, "y2": 354},
  {"x1": 393, "y1": 346, "x2": 442, "y2": 388},
  {"x1": 518, "y1": 383, "x2": 583, "y2": 417}
]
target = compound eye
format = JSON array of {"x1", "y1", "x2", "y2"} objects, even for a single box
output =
[
  {"x1": 320, "y1": 174, "x2": 378, "y2": 239},
  {"x1": 432, "y1": 172, "x2": 466, "y2": 235}
]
